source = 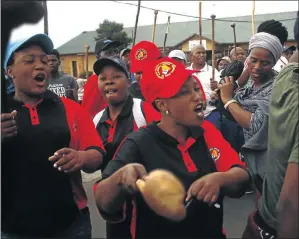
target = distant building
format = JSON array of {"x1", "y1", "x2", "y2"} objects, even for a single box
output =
[{"x1": 57, "y1": 11, "x2": 297, "y2": 76}]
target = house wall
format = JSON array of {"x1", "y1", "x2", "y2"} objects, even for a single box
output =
[
  {"x1": 60, "y1": 54, "x2": 97, "y2": 77},
  {"x1": 180, "y1": 36, "x2": 215, "y2": 51}
]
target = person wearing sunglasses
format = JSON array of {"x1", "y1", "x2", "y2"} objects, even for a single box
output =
[{"x1": 1, "y1": 34, "x2": 105, "y2": 239}]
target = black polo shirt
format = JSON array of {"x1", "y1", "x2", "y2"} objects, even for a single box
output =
[
  {"x1": 93, "y1": 95, "x2": 160, "y2": 239},
  {"x1": 1, "y1": 90, "x2": 105, "y2": 238},
  {"x1": 129, "y1": 82, "x2": 144, "y2": 101},
  {"x1": 94, "y1": 95, "x2": 160, "y2": 170},
  {"x1": 99, "y1": 121, "x2": 247, "y2": 239}
]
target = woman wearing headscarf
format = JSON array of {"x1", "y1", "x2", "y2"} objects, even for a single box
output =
[
  {"x1": 94, "y1": 57, "x2": 250, "y2": 239},
  {"x1": 212, "y1": 22, "x2": 288, "y2": 195}
]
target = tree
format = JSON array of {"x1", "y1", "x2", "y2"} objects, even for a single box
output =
[{"x1": 95, "y1": 19, "x2": 132, "y2": 50}]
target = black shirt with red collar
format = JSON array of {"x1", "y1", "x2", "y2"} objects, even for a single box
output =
[
  {"x1": 98, "y1": 121, "x2": 247, "y2": 239},
  {"x1": 94, "y1": 94, "x2": 160, "y2": 170},
  {"x1": 1, "y1": 90, "x2": 105, "y2": 238}
]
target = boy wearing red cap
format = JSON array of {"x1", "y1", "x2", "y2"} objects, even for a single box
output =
[
  {"x1": 128, "y1": 41, "x2": 161, "y2": 101},
  {"x1": 94, "y1": 57, "x2": 250, "y2": 238}
]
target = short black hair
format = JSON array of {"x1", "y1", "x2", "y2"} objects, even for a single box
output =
[
  {"x1": 257, "y1": 19, "x2": 288, "y2": 45},
  {"x1": 49, "y1": 49, "x2": 60, "y2": 60}
]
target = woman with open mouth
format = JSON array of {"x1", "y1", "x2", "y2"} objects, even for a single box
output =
[
  {"x1": 92, "y1": 56, "x2": 161, "y2": 239},
  {"x1": 94, "y1": 57, "x2": 251, "y2": 239},
  {"x1": 1, "y1": 34, "x2": 105, "y2": 239}
]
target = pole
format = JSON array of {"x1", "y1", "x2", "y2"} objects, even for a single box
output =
[
  {"x1": 152, "y1": 10, "x2": 159, "y2": 43},
  {"x1": 231, "y1": 23, "x2": 237, "y2": 58},
  {"x1": 163, "y1": 16, "x2": 171, "y2": 56},
  {"x1": 211, "y1": 14, "x2": 216, "y2": 81},
  {"x1": 133, "y1": 0, "x2": 141, "y2": 45},
  {"x1": 43, "y1": 1, "x2": 48, "y2": 35},
  {"x1": 252, "y1": 0, "x2": 255, "y2": 35},
  {"x1": 199, "y1": 1, "x2": 202, "y2": 44},
  {"x1": 84, "y1": 45, "x2": 90, "y2": 79}
]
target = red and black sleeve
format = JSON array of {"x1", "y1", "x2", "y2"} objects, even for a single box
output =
[{"x1": 201, "y1": 120, "x2": 247, "y2": 172}]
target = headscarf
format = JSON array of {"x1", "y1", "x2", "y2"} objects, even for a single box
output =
[{"x1": 249, "y1": 32, "x2": 283, "y2": 62}]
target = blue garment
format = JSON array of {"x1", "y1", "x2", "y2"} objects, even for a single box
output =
[
  {"x1": 5, "y1": 75, "x2": 15, "y2": 94},
  {"x1": 130, "y1": 72, "x2": 136, "y2": 83}
]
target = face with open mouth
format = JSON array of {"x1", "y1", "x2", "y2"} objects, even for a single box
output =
[
  {"x1": 98, "y1": 65, "x2": 129, "y2": 106},
  {"x1": 161, "y1": 76, "x2": 206, "y2": 127},
  {"x1": 6, "y1": 45, "x2": 50, "y2": 96}
]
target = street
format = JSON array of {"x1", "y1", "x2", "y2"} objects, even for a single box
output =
[{"x1": 83, "y1": 173, "x2": 255, "y2": 239}]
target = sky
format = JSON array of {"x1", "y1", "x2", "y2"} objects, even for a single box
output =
[{"x1": 9, "y1": 1, "x2": 298, "y2": 48}]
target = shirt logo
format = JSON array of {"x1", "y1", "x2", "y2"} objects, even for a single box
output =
[
  {"x1": 135, "y1": 49, "x2": 148, "y2": 60},
  {"x1": 209, "y1": 148, "x2": 220, "y2": 162},
  {"x1": 155, "y1": 62, "x2": 176, "y2": 79},
  {"x1": 72, "y1": 120, "x2": 77, "y2": 132}
]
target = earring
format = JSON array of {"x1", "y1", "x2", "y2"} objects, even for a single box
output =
[
  {"x1": 11, "y1": 75, "x2": 15, "y2": 78},
  {"x1": 165, "y1": 110, "x2": 169, "y2": 115}
]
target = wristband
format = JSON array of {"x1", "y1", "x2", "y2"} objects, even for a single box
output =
[{"x1": 224, "y1": 99, "x2": 238, "y2": 110}]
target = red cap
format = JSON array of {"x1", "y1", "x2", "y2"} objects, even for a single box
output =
[
  {"x1": 130, "y1": 41, "x2": 161, "y2": 73},
  {"x1": 141, "y1": 57, "x2": 199, "y2": 103}
]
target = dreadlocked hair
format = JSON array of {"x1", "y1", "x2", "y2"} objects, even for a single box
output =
[{"x1": 257, "y1": 19, "x2": 288, "y2": 45}]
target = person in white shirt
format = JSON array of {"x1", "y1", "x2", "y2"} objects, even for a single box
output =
[
  {"x1": 273, "y1": 45, "x2": 296, "y2": 72},
  {"x1": 186, "y1": 45, "x2": 221, "y2": 129},
  {"x1": 168, "y1": 49, "x2": 187, "y2": 66}
]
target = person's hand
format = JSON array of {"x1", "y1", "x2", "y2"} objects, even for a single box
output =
[
  {"x1": 218, "y1": 76, "x2": 234, "y2": 104},
  {"x1": 49, "y1": 148, "x2": 84, "y2": 173},
  {"x1": 186, "y1": 172, "x2": 222, "y2": 206},
  {"x1": 1, "y1": 110, "x2": 17, "y2": 141},
  {"x1": 210, "y1": 89, "x2": 220, "y2": 101},
  {"x1": 119, "y1": 163, "x2": 147, "y2": 195},
  {"x1": 210, "y1": 78, "x2": 218, "y2": 91}
]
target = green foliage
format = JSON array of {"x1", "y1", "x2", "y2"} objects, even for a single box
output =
[{"x1": 95, "y1": 19, "x2": 132, "y2": 50}]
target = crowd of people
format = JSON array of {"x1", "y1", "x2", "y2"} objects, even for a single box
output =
[{"x1": 1, "y1": 3, "x2": 298, "y2": 239}]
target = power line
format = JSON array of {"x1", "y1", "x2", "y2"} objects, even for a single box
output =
[{"x1": 109, "y1": 0, "x2": 296, "y2": 23}]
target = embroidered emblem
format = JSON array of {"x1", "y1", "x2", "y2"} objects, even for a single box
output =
[
  {"x1": 135, "y1": 49, "x2": 148, "y2": 60},
  {"x1": 155, "y1": 62, "x2": 176, "y2": 79},
  {"x1": 209, "y1": 148, "x2": 220, "y2": 162}
]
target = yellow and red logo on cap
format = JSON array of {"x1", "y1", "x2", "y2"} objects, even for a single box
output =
[
  {"x1": 155, "y1": 62, "x2": 176, "y2": 79},
  {"x1": 135, "y1": 49, "x2": 148, "y2": 60},
  {"x1": 209, "y1": 148, "x2": 220, "y2": 162}
]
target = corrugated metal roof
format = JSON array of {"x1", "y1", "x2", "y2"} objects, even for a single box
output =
[{"x1": 57, "y1": 11, "x2": 297, "y2": 55}]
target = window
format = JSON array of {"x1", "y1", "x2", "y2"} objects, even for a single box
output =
[
  {"x1": 72, "y1": 61, "x2": 78, "y2": 77},
  {"x1": 59, "y1": 60, "x2": 64, "y2": 73}
]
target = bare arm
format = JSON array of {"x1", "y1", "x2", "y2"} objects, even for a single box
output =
[
  {"x1": 95, "y1": 168, "x2": 127, "y2": 213},
  {"x1": 226, "y1": 102, "x2": 252, "y2": 129},
  {"x1": 237, "y1": 68, "x2": 250, "y2": 87},
  {"x1": 80, "y1": 149, "x2": 103, "y2": 173},
  {"x1": 220, "y1": 166, "x2": 250, "y2": 198}
]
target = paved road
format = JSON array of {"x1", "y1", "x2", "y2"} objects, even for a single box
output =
[{"x1": 83, "y1": 175, "x2": 255, "y2": 239}]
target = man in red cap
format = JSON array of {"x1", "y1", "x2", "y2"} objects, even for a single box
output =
[{"x1": 128, "y1": 41, "x2": 161, "y2": 100}]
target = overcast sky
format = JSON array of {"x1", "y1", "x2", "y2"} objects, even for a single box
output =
[{"x1": 9, "y1": 1, "x2": 298, "y2": 48}]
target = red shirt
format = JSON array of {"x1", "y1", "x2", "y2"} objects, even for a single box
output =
[{"x1": 81, "y1": 74, "x2": 107, "y2": 119}]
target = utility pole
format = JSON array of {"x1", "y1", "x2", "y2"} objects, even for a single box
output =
[{"x1": 43, "y1": 1, "x2": 49, "y2": 35}]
